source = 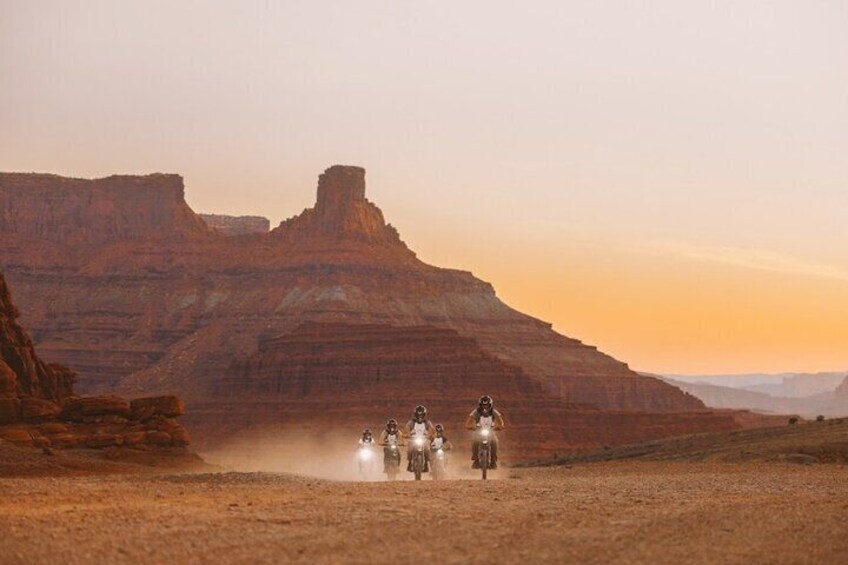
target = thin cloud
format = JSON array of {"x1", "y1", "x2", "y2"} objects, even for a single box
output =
[{"x1": 655, "y1": 242, "x2": 848, "y2": 282}]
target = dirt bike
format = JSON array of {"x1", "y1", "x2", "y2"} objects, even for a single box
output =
[
  {"x1": 410, "y1": 436, "x2": 427, "y2": 481},
  {"x1": 357, "y1": 445, "x2": 376, "y2": 479},
  {"x1": 431, "y1": 447, "x2": 446, "y2": 480},
  {"x1": 477, "y1": 428, "x2": 493, "y2": 480},
  {"x1": 383, "y1": 444, "x2": 401, "y2": 481}
]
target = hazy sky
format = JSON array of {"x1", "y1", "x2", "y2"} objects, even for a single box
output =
[{"x1": 2, "y1": 1, "x2": 846, "y2": 374}]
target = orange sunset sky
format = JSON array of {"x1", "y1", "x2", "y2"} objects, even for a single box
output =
[{"x1": 1, "y1": 1, "x2": 846, "y2": 374}]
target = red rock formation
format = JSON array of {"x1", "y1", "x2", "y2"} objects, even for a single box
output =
[
  {"x1": 270, "y1": 165, "x2": 408, "y2": 249},
  {"x1": 188, "y1": 322, "x2": 735, "y2": 459},
  {"x1": 200, "y1": 214, "x2": 270, "y2": 236},
  {"x1": 0, "y1": 165, "x2": 738, "y2": 459},
  {"x1": 0, "y1": 274, "x2": 75, "y2": 401},
  {"x1": 0, "y1": 173, "x2": 209, "y2": 243},
  {"x1": 0, "y1": 271, "x2": 191, "y2": 452}
]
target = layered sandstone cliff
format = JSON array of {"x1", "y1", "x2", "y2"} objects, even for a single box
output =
[
  {"x1": 188, "y1": 322, "x2": 733, "y2": 458},
  {"x1": 0, "y1": 274, "x2": 75, "y2": 403},
  {"x1": 0, "y1": 165, "x2": 732, "y2": 459},
  {"x1": 0, "y1": 173, "x2": 209, "y2": 243},
  {"x1": 0, "y1": 272, "x2": 191, "y2": 453}
]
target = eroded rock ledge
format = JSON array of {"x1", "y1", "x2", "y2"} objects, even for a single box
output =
[{"x1": 0, "y1": 273, "x2": 192, "y2": 455}]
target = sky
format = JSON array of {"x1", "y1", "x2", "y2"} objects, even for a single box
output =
[{"x1": 1, "y1": 1, "x2": 846, "y2": 374}]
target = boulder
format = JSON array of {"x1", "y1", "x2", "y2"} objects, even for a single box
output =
[
  {"x1": 38, "y1": 422, "x2": 70, "y2": 434},
  {"x1": 61, "y1": 395, "x2": 131, "y2": 422},
  {"x1": 30, "y1": 433, "x2": 51, "y2": 448},
  {"x1": 170, "y1": 427, "x2": 191, "y2": 446},
  {"x1": 48, "y1": 433, "x2": 83, "y2": 448},
  {"x1": 130, "y1": 395, "x2": 185, "y2": 421},
  {"x1": 122, "y1": 431, "x2": 147, "y2": 446},
  {"x1": 20, "y1": 397, "x2": 62, "y2": 421},
  {"x1": 101, "y1": 414, "x2": 128, "y2": 425},
  {"x1": 0, "y1": 427, "x2": 32, "y2": 445},
  {"x1": 145, "y1": 430, "x2": 172, "y2": 446},
  {"x1": 85, "y1": 433, "x2": 124, "y2": 448},
  {"x1": 0, "y1": 397, "x2": 21, "y2": 424},
  {"x1": 153, "y1": 418, "x2": 184, "y2": 434}
]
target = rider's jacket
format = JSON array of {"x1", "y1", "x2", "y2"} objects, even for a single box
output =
[
  {"x1": 431, "y1": 436, "x2": 453, "y2": 450},
  {"x1": 379, "y1": 430, "x2": 403, "y2": 447},
  {"x1": 405, "y1": 419, "x2": 435, "y2": 442},
  {"x1": 465, "y1": 408, "x2": 505, "y2": 433}
]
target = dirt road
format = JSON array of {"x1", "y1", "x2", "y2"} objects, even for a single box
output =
[{"x1": 1, "y1": 462, "x2": 846, "y2": 564}]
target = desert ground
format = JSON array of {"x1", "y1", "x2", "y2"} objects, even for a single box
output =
[{"x1": 1, "y1": 458, "x2": 846, "y2": 565}]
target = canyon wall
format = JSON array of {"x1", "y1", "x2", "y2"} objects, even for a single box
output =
[
  {"x1": 186, "y1": 322, "x2": 735, "y2": 458},
  {"x1": 0, "y1": 173, "x2": 209, "y2": 244},
  {"x1": 0, "y1": 165, "x2": 736, "y2": 459},
  {"x1": 0, "y1": 272, "x2": 191, "y2": 452}
]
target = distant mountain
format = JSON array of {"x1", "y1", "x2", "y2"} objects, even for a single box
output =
[
  {"x1": 656, "y1": 374, "x2": 848, "y2": 418},
  {"x1": 665, "y1": 372, "x2": 847, "y2": 398},
  {"x1": 740, "y1": 373, "x2": 847, "y2": 398}
]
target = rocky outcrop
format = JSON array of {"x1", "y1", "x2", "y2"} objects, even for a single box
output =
[
  {"x1": 200, "y1": 214, "x2": 270, "y2": 236},
  {"x1": 0, "y1": 173, "x2": 209, "y2": 243},
  {"x1": 270, "y1": 166, "x2": 408, "y2": 249},
  {"x1": 0, "y1": 165, "x2": 737, "y2": 459},
  {"x1": 0, "y1": 274, "x2": 75, "y2": 400},
  {"x1": 0, "y1": 272, "x2": 191, "y2": 453}
]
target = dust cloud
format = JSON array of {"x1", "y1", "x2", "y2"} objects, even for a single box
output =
[{"x1": 200, "y1": 428, "x2": 493, "y2": 482}]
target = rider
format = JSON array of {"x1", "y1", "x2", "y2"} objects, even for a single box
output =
[
  {"x1": 406, "y1": 405, "x2": 436, "y2": 472},
  {"x1": 378, "y1": 419, "x2": 404, "y2": 472},
  {"x1": 358, "y1": 428, "x2": 375, "y2": 447},
  {"x1": 430, "y1": 424, "x2": 453, "y2": 453},
  {"x1": 465, "y1": 395, "x2": 505, "y2": 469},
  {"x1": 430, "y1": 423, "x2": 453, "y2": 465}
]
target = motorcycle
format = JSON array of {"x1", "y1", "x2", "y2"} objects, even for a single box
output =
[
  {"x1": 383, "y1": 443, "x2": 401, "y2": 481},
  {"x1": 431, "y1": 446, "x2": 446, "y2": 480},
  {"x1": 477, "y1": 427, "x2": 493, "y2": 480},
  {"x1": 357, "y1": 445, "x2": 376, "y2": 479},
  {"x1": 410, "y1": 436, "x2": 427, "y2": 481}
]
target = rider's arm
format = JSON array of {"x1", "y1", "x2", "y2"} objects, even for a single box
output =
[
  {"x1": 444, "y1": 439, "x2": 454, "y2": 450},
  {"x1": 378, "y1": 430, "x2": 388, "y2": 445},
  {"x1": 465, "y1": 411, "x2": 476, "y2": 430},
  {"x1": 426, "y1": 421, "x2": 436, "y2": 439},
  {"x1": 494, "y1": 410, "x2": 505, "y2": 430}
]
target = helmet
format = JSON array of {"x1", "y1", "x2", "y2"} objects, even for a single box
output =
[
  {"x1": 414, "y1": 405, "x2": 427, "y2": 420},
  {"x1": 386, "y1": 419, "x2": 398, "y2": 432},
  {"x1": 435, "y1": 423, "x2": 444, "y2": 435},
  {"x1": 363, "y1": 428, "x2": 372, "y2": 438},
  {"x1": 479, "y1": 395, "x2": 493, "y2": 412}
]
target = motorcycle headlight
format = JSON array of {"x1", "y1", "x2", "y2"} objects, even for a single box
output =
[
  {"x1": 359, "y1": 449, "x2": 372, "y2": 460},
  {"x1": 415, "y1": 437, "x2": 424, "y2": 447},
  {"x1": 437, "y1": 449, "x2": 444, "y2": 457},
  {"x1": 481, "y1": 429, "x2": 490, "y2": 437}
]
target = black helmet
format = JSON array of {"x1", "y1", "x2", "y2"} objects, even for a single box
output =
[
  {"x1": 435, "y1": 423, "x2": 444, "y2": 435},
  {"x1": 363, "y1": 428, "x2": 372, "y2": 437},
  {"x1": 414, "y1": 405, "x2": 427, "y2": 420},
  {"x1": 386, "y1": 419, "x2": 398, "y2": 432},
  {"x1": 479, "y1": 395, "x2": 493, "y2": 412}
]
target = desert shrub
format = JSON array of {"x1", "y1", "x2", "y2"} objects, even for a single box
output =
[
  {"x1": 788, "y1": 417, "x2": 799, "y2": 425},
  {"x1": 816, "y1": 415, "x2": 825, "y2": 422}
]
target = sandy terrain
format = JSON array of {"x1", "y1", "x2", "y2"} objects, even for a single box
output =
[{"x1": 1, "y1": 461, "x2": 846, "y2": 565}]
